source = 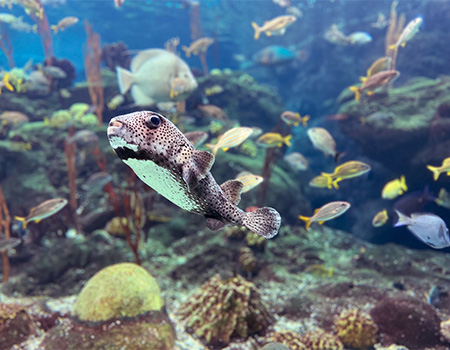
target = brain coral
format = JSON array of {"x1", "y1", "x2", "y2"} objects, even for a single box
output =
[
  {"x1": 264, "y1": 330, "x2": 306, "y2": 350},
  {"x1": 302, "y1": 329, "x2": 344, "y2": 350},
  {"x1": 179, "y1": 274, "x2": 273, "y2": 347},
  {"x1": 334, "y1": 308, "x2": 378, "y2": 349},
  {"x1": 73, "y1": 262, "x2": 164, "y2": 322}
]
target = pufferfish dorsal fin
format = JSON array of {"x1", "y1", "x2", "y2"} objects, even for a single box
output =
[
  {"x1": 220, "y1": 179, "x2": 244, "y2": 205},
  {"x1": 182, "y1": 149, "x2": 215, "y2": 189}
]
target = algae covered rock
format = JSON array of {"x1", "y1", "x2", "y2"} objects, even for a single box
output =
[
  {"x1": 370, "y1": 295, "x2": 441, "y2": 348},
  {"x1": 73, "y1": 262, "x2": 165, "y2": 322},
  {"x1": 0, "y1": 303, "x2": 36, "y2": 349},
  {"x1": 43, "y1": 263, "x2": 174, "y2": 350},
  {"x1": 178, "y1": 273, "x2": 273, "y2": 347}
]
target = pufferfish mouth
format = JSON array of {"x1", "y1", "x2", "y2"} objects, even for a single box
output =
[
  {"x1": 107, "y1": 118, "x2": 124, "y2": 138},
  {"x1": 107, "y1": 118, "x2": 139, "y2": 152}
]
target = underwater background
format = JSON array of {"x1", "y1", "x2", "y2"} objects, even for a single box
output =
[{"x1": 1, "y1": 0, "x2": 450, "y2": 349}]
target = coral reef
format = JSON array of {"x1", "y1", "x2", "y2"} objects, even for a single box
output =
[
  {"x1": 370, "y1": 295, "x2": 441, "y2": 348},
  {"x1": 302, "y1": 329, "x2": 344, "y2": 350},
  {"x1": 72, "y1": 263, "x2": 164, "y2": 322},
  {"x1": 264, "y1": 330, "x2": 306, "y2": 350},
  {"x1": 188, "y1": 70, "x2": 284, "y2": 129},
  {"x1": 334, "y1": 308, "x2": 378, "y2": 349},
  {"x1": 337, "y1": 76, "x2": 450, "y2": 180},
  {"x1": 178, "y1": 273, "x2": 273, "y2": 347}
]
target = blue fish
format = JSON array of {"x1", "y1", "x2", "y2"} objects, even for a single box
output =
[{"x1": 252, "y1": 45, "x2": 297, "y2": 65}]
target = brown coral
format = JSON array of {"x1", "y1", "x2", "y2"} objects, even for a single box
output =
[
  {"x1": 264, "y1": 330, "x2": 307, "y2": 350},
  {"x1": 334, "y1": 308, "x2": 378, "y2": 349},
  {"x1": 178, "y1": 274, "x2": 273, "y2": 348},
  {"x1": 302, "y1": 329, "x2": 344, "y2": 350}
]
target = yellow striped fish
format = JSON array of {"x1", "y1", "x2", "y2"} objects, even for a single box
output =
[
  {"x1": 298, "y1": 201, "x2": 350, "y2": 230},
  {"x1": 206, "y1": 127, "x2": 253, "y2": 156},
  {"x1": 235, "y1": 171, "x2": 264, "y2": 193}
]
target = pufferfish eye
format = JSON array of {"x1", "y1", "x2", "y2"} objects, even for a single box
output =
[{"x1": 146, "y1": 115, "x2": 161, "y2": 129}]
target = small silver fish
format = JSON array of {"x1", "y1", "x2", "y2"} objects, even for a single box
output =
[
  {"x1": 107, "y1": 111, "x2": 281, "y2": 238},
  {"x1": 0, "y1": 237, "x2": 21, "y2": 252},
  {"x1": 14, "y1": 198, "x2": 67, "y2": 229},
  {"x1": 82, "y1": 172, "x2": 112, "y2": 192},
  {"x1": 395, "y1": 210, "x2": 450, "y2": 249},
  {"x1": 299, "y1": 201, "x2": 350, "y2": 230}
]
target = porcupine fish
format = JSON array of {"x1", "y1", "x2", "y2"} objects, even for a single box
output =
[{"x1": 107, "y1": 111, "x2": 281, "y2": 238}]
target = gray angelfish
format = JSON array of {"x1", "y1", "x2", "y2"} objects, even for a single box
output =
[
  {"x1": 107, "y1": 111, "x2": 281, "y2": 238},
  {"x1": 394, "y1": 210, "x2": 450, "y2": 249}
]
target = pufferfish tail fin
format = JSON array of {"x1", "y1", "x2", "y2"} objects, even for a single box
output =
[{"x1": 242, "y1": 207, "x2": 281, "y2": 238}]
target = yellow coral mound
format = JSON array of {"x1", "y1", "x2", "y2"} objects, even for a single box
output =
[{"x1": 334, "y1": 308, "x2": 378, "y2": 349}]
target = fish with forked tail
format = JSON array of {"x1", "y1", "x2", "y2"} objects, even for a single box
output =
[{"x1": 107, "y1": 111, "x2": 281, "y2": 238}]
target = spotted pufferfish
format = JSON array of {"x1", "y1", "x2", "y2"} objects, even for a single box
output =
[{"x1": 107, "y1": 111, "x2": 281, "y2": 238}]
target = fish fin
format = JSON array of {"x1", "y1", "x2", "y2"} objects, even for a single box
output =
[
  {"x1": 14, "y1": 216, "x2": 27, "y2": 230},
  {"x1": 243, "y1": 207, "x2": 281, "y2": 238},
  {"x1": 400, "y1": 175, "x2": 408, "y2": 191},
  {"x1": 426, "y1": 165, "x2": 440, "y2": 181},
  {"x1": 394, "y1": 209, "x2": 410, "y2": 227},
  {"x1": 332, "y1": 179, "x2": 340, "y2": 189},
  {"x1": 360, "y1": 76, "x2": 367, "y2": 83},
  {"x1": 220, "y1": 179, "x2": 244, "y2": 205},
  {"x1": 3, "y1": 73, "x2": 14, "y2": 92},
  {"x1": 401, "y1": 42, "x2": 406, "y2": 47},
  {"x1": 334, "y1": 151, "x2": 344, "y2": 163},
  {"x1": 182, "y1": 150, "x2": 215, "y2": 189},
  {"x1": 302, "y1": 115, "x2": 310, "y2": 127},
  {"x1": 205, "y1": 143, "x2": 218, "y2": 156},
  {"x1": 367, "y1": 90, "x2": 374, "y2": 96},
  {"x1": 389, "y1": 44, "x2": 397, "y2": 50},
  {"x1": 51, "y1": 25, "x2": 58, "y2": 34},
  {"x1": 284, "y1": 134, "x2": 292, "y2": 147},
  {"x1": 116, "y1": 66, "x2": 134, "y2": 94},
  {"x1": 298, "y1": 215, "x2": 311, "y2": 230},
  {"x1": 181, "y1": 46, "x2": 191, "y2": 58},
  {"x1": 293, "y1": 121, "x2": 300, "y2": 127},
  {"x1": 206, "y1": 217, "x2": 228, "y2": 231},
  {"x1": 322, "y1": 175, "x2": 333, "y2": 189},
  {"x1": 266, "y1": 31, "x2": 272, "y2": 37},
  {"x1": 318, "y1": 221, "x2": 325, "y2": 225},
  {"x1": 313, "y1": 208, "x2": 320, "y2": 215},
  {"x1": 222, "y1": 147, "x2": 229, "y2": 152},
  {"x1": 251, "y1": 22, "x2": 260, "y2": 40},
  {"x1": 349, "y1": 86, "x2": 361, "y2": 101}
]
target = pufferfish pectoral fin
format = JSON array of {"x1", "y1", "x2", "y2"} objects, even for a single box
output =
[
  {"x1": 206, "y1": 217, "x2": 228, "y2": 231},
  {"x1": 220, "y1": 179, "x2": 244, "y2": 205},
  {"x1": 182, "y1": 149, "x2": 215, "y2": 189}
]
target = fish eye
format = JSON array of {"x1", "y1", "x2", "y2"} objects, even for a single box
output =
[{"x1": 146, "y1": 115, "x2": 161, "y2": 129}]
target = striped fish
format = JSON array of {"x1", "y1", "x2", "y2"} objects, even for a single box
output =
[
  {"x1": 206, "y1": 127, "x2": 253, "y2": 156},
  {"x1": 235, "y1": 171, "x2": 263, "y2": 193},
  {"x1": 298, "y1": 201, "x2": 350, "y2": 230}
]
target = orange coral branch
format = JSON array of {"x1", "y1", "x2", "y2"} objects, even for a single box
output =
[
  {"x1": 0, "y1": 185, "x2": 11, "y2": 282},
  {"x1": 29, "y1": 2, "x2": 53, "y2": 61},
  {"x1": 83, "y1": 20, "x2": 104, "y2": 126},
  {"x1": 0, "y1": 23, "x2": 14, "y2": 68},
  {"x1": 64, "y1": 127, "x2": 79, "y2": 232}
]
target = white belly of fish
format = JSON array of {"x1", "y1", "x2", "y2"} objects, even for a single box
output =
[{"x1": 123, "y1": 158, "x2": 202, "y2": 212}]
